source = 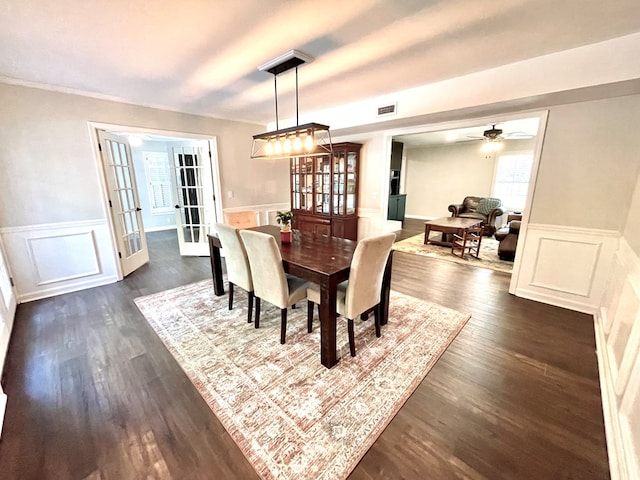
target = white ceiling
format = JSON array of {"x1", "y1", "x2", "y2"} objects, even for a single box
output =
[
  {"x1": 1, "y1": 0, "x2": 640, "y2": 126},
  {"x1": 395, "y1": 117, "x2": 541, "y2": 147}
]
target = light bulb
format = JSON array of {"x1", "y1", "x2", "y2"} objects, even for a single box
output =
[
  {"x1": 283, "y1": 136, "x2": 292, "y2": 154},
  {"x1": 304, "y1": 133, "x2": 314, "y2": 152},
  {"x1": 293, "y1": 136, "x2": 302, "y2": 152},
  {"x1": 493, "y1": 141, "x2": 504, "y2": 151},
  {"x1": 265, "y1": 140, "x2": 273, "y2": 156},
  {"x1": 274, "y1": 139, "x2": 282, "y2": 155}
]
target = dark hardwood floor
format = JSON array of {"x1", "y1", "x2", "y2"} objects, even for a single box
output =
[{"x1": 0, "y1": 226, "x2": 609, "y2": 479}]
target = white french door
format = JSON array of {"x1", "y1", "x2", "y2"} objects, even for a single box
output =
[
  {"x1": 0, "y1": 235, "x2": 16, "y2": 361},
  {"x1": 0, "y1": 236, "x2": 16, "y2": 436},
  {"x1": 170, "y1": 141, "x2": 217, "y2": 256},
  {"x1": 98, "y1": 131, "x2": 149, "y2": 276}
]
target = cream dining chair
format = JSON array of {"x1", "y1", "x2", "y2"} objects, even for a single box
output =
[
  {"x1": 239, "y1": 229, "x2": 310, "y2": 344},
  {"x1": 214, "y1": 223, "x2": 254, "y2": 323},
  {"x1": 306, "y1": 232, "x2": 396, "y2": 357}
]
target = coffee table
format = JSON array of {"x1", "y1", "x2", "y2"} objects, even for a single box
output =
[{"x1": 424, "y1": 217, "x2": 483, "y2": 246}]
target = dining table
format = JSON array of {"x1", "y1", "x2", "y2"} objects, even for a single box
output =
[{"x1": 207, "y1": 225, "x2": 393, "y2": 368}]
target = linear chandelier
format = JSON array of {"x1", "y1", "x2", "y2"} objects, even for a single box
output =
[{"x1": 251, "y1": 50, "x2": 332, "y2": 160}]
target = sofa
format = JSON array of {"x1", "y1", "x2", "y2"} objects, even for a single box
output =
[
  {"x1": 495, "y1": 220, "x2": 521, "y2": 260},
  {"x1": 448, "y1": 196, "x2": 504, "y2": 236}
]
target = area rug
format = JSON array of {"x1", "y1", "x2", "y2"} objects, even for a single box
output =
[
  {"x1": 134, "y1": 280, "x2": 470, "y2": 480},
  {"x1": 393, "y1": 233, "x2": 513, "y2": 273}
]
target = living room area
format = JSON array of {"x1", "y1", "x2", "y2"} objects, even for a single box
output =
[{"x1": 389, "y1": 116, "x2": 540, "y2": 273}]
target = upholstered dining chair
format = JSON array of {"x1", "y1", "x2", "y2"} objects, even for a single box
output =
[
  {"x1": 306, "y1": 232, "x2": 396, "y2": 357},
  {"x1": 239, "y1": 229, "x2": 310, "y2": 344},
  {"x1": 214, "y1": 223, "x2": 254, "y2": 323}
]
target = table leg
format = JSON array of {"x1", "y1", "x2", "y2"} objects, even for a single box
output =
[
  {"x1": 424, "y1": 224, "x2": 432, "y2": 244},
  {"x1": 379, "y1": 251, "x2": 393, "y2": 326},
  {"x1": 319, "y1": 278, "x2": 339, "y2": 368},
  {"x1": 207, "y1": 235, "x2": 225, "y2": 296}
]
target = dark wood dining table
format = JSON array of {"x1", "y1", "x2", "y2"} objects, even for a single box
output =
[{"x1": 207, "y1": 226, "x2": 393, "y2": 368}]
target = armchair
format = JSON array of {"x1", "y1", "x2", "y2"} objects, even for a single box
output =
[
  {"x1": 495, "y1": 220, "x2": 521, "y2": 261},
  {"x1": 448, "y1": 196, "x2": 503, "y2": 236}
]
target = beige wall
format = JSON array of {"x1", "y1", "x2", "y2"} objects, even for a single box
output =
[
  {"x1": 403, "y1": 139, "x2": 536, "y2": 218},
  {"x1": 530, "y1": 94, "x2": 640, "y2": 230},
  {"x1": 0, "y1": 83, "x2": 289, "y2": 228}
]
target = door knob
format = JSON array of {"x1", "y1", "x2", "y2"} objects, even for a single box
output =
[
  {"x1": 136, "y1": 207, "x2": 142, "y2": 211},
  {"x1": 175, "y1": 205, "x2": 180, "y2": 209}
]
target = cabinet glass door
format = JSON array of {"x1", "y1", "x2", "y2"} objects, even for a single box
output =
[
  {"x1": 333, "y1": 151, "x2": 345, "y2": 215},
  {"x1": 291, "y1": 157, "x2": 314, "y2": 211},
  {"x1": 346, "y1": 152, "x2": 357, "y2": 214},
  {"x1": 301, "y1": 157, "x2": 313, "y2": 212},
  {"x1": 291, "y1": 157, "x2": 301, "y2": 209},
  {"x1": 315, "y1": 155, "x2": 331, "y2": 214}
]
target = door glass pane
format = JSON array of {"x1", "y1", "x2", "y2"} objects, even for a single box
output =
[
  {"x1": 119, "y1": 189, "x2": 129, "y2": 212},
  {"x1": 115, "y1": 166, "x2": 125, "y2": 189}
]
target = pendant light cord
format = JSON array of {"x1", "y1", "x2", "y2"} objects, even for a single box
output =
[
  {"x1": 295, "y1": 66, "x2": 299, "y2": 126},
  {"x1": 273, "y1": 74, "x2": 279, "y2": 131}
]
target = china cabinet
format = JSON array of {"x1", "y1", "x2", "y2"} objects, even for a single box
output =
[{"x1": 290, "y1": 142, "x2": 360, "y2": 240}]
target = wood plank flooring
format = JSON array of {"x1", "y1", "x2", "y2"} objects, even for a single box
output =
[{"x1": 0, "y1": 227, "x2": 610, "y2": 479}]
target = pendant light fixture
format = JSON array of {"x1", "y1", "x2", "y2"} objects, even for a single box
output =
[{"x1": 251, "y1": 50, "x2": 332, "y2": 160}]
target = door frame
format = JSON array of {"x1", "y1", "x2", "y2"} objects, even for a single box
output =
[
  {"x1": 382, "y1": 109, "x2": 549, "y2": 295},
  {"x1": 88, "y1": 122, "x2": 222, "y2": 279}
]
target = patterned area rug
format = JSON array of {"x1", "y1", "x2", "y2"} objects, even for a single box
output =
[
  {"x1": 393, "y1": 233, "x2": 513, "y2": 273},
  {"x1": 134, "y1": 280, "x2": 470, "y2": 480}
]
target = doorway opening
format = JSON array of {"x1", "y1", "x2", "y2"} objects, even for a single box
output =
[
  {"x1": 384, "y1": 111, "x2": 548, "y2": 286},
  {"x1": 91, "y1": 123, "x2": 221, "y2": 280}
]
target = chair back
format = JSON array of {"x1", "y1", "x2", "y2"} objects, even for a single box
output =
[
  {"x1": 343, "y1": 233, "x2": 396, "y2": 319},
  {"x1": 214, "y1": 223, "x2": 252, "y2": 291},
  {"x1": 239, "y1": 229, "x2": 289, "y2": 308},
  {"x1": 224, "y1": 210, "x2": 258, "y2": 229}
]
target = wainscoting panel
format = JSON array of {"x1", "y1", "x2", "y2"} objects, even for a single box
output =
[
  {"x1": 595, "y1": 238, "x2": 640, "y2": 480},
  {"x1": 0, "y1": 220, "x2": 119, "y2": 303},
  {"x1": 28, "y1": 231, "x2": 100, "y2": 285},
  {"x1": 514, "y1": 224, "x2": 618, "y2": 314}
]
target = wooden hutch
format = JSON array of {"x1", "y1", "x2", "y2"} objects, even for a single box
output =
[{"x1": 290, "y1": 142, "x2": 361, "y2": 240}]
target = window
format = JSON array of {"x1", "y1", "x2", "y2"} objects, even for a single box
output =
[
  {"x1": 143, "y1": 152, "x2": 174, "y2": 215},
  {"x1": 493, "y1": 153, "x2": 533, "y2": 211}
]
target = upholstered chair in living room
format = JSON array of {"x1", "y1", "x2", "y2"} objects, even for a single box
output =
[
  {"x1": 306, "y1": 233, "x2": 396, "y2": 357},
  {"x1": 214, "y1": 223, "x2": 254, "y2": 323},
  {"x1": 448, "y1": 196, "x2": 504, "y2": 236},
  {"x1": 495, "y1": 220, "x2": 521, "y2": 260},
  {"x1": 239, "y1": 229, "x2": 310, "y2": 344}
]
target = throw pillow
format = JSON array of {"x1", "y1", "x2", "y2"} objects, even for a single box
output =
[{"x1": 476, "y1": 197, "x2": 501, "y2": 215}]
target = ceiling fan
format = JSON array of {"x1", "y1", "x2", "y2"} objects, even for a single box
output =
[
  {"x1": 466, "y1": 124, "x2": 503, "y2": 141},
  {"x1": 465, "y1": 124, "x2": 533, "y2": 142}
]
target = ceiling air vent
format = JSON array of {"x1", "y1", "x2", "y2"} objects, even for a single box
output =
[{"x1": 377, "y1": 103, "x2": 397, "y2": 116}]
